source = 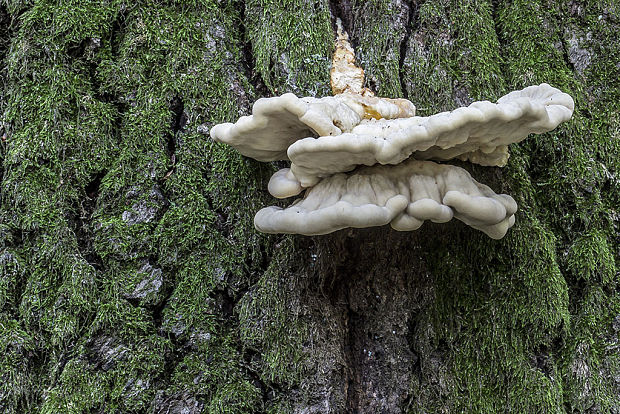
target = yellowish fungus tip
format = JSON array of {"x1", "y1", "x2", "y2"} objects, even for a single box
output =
[{"x1": 330, "y1": 18, "x2": 373, "y2": 96}]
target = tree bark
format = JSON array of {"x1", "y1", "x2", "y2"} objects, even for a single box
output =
[{"x1": 0, "y1": 0, "x2": 618, "y2": 413}]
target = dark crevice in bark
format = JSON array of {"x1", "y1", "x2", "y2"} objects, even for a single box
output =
[
  {"x1": 0, "y1": 225, "x2": 26, "y2": 320},
  {"x1": 318, "y1": 235, "x2": 363, "y2": 413},
  {"x1": 109, "y1": 8, "x2": 128, "y2": 61},
  {"x1": 237, "y1": 0, "x2": 269, "y2": 98},
  {"x1": 96, "y1": 8, "x2": 128, "y2": 156},
  {"x1": 407, "y1": 311, "x2": 422, "y2": 379},
  {"x1": 328, "y1": 0, "x2": 353, "y2": 37},
  {"x1": 9, "y1": 248, "x2": 26, "y2": 318},
  {"x1": 132, "y1": 100, "x2": 184, "y2": 328},
  {"x1": 168, "y1": 96, "x2": 184, "y2": 158},
  {"x1": 402, "y1": 344, "x2": 421, "y2": 411},
  {"x1": 17, "y1": 346, "x2": 49, "y2": 411},
  {"x1": 241, "y1": 347, "x2": 282, "y2": 406},
  {"x1": 344, "y1": 304, "x2": 360, "y2": 413},
  {"x1": 558, "y1": 25, "x2": 579, "y2": 78},
  {"x1": 399, "y1": 0, "x2": 422, "y2": 99},
  {"x1": 213, "y1": 288, "x2": 236, "y2": 320},
  {"x1": 74, "y1": 7, "x2": 126, "y2": 274},
  {"x1": 152, "y1": 340, "x2": 185, "y2": 409},
  {"x1": 76, "y1": 37, "x2": 104, "y2": 102},
  {"x1": 490, "y1": 0, "x2": 508, "y2": 82},
  {"x1": 49, "y1": 348, "x2": 79, "y2": 391},
  {"x1": 66, "y1": 38, "x2": 88, "y2": 60},
  {"x1": 531, "y1": 344, "x2": 553, "y2": 379},
  {"x1": 151, "y1": 277, "x2": 175, "y2": 327},
  {"x1": 202, "y1": 191, "x2": 232, "y2": 238},
  {"x1": 320, "y1": 230, "x2": 426, "y2": 413},
  {"x1": 162, "y1": 96, "x2": 183, "y2": 180},
  {"x1": 214, "y1": 288, "x2": 272, "y2": 405},
  {"x1": 85, "y1": 170, "x2": 106, "y2": 200},
  {"x1": 75, "y1": 170, "x2": 108, "y2": 272},
  {"x1": 93, "y1": 9, "x2": 127, "y2": 105},
  {"x1": 170, "y1": 96, "x2": 186, "y2": 135},
  {"x1": 0, "y1": 4, "x2": 11, "y2": 74},
  {"x1": 242, "y1": 349, "x2": 269, "y2": 403}
]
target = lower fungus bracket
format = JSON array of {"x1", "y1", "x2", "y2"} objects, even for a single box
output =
[{"x1": 254, "y1": 159, "x2": 517, "y2": 239}]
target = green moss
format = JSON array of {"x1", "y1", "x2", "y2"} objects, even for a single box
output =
[
  {"x1": 406, "y1": 216, "x2": 568, "y2": 412},
  {"x1": 167, "y1": 333, "x2": 263, "y2": 413},
  {"x1": 394, "y1": 0, "x2": 618, "y2": 412},
  {"x1": 245, "y1": 0, "x2": 333, "y2": 95},
  {"x1": 347, "y1": 0, "x2": 408, "y2": 97},
  {"x1": 40, "y1": 332, "x2": 171, "y2": 413},
  {"x1": 0, "y1": 4, "x2": 122, "y2": 411},
  {"x1": 566, "y1": 230, "x2": 616, "y2": 284},
  {"x1": 560, "y1": 286, "x2": 620, "y2": 413},
  {"x1": 91, "y1": 1, "x2": 274, "y2": 409},
  {"x1": 0, "y1": 317, "x2": 38, "y2": 413},
  {"x1": 238, "y1": 238, "x2": 307, "y2": 386},
  {"x1": 401, "y1": 0, "x2": 504, "y2": 116},
  {"x1": 0, "y1": 0, "x2": 276, "y2": 410},
  {"x1": 0, "y1": 247, "x2": 23, "y2": 313}
]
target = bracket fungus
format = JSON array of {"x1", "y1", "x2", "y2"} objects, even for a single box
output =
[
  {"x1": 256, "y1": 159, "x2": 517, "y2": 239},
  {"x1": 287, "y1": 83, "x2": 575, "y2": 189},
  {"x1": 209, "y1": 92, "x2": 416, "y2": 161},
  {"x1": 208, "y1": 22, "x2": 574, "y2": 239}
]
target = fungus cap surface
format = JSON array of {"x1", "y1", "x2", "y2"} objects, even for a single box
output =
[{"x1": 255, "y1": 160, "x2": 517, "y2": 239}]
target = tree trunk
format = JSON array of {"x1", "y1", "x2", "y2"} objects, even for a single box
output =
[{"x1": 0, "y1": 0, "x2": 618, "y2": 413}]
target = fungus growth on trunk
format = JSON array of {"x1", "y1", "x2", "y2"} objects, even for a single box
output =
[
  {"x1": 255, "y1": 159, "x2": 518, "y2": 239},
  {"x1": 209, "y1": 20, "x2": 574, "y2": 239}
]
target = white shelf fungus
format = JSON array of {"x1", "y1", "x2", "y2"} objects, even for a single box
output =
[
  {"x1": 287, "y1": 83, "x2": 575, "y2": 187},
  {"x1": 209, "y1": 93, "x2": 415, "y2": 161},
  {"x1": 268, "y1": 168, "x2": 304, "y2": 199},
  {"x1": 209, "y1": 81, "x2": 574, "y2": 239},
  {"x1": 255, "y1": 160, "x2": 517, "y2": 239}
]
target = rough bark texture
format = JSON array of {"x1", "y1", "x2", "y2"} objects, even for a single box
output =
[{"x1": 0, "y1": 0, "x2": 618, "y2": 413}]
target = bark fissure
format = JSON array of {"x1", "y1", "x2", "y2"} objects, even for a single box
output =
[
  {"x1": 558, "y1": 27, "x2": 579, "y2": 78},
  {"x1": 328, "y1": 0, "x2": 354, "y2": 38},
  {"x1": 238, "y1": 0, "x2": 269, "y2": 97},
  {"x1": 343, "y1": 303, "x2": 359, "y2": 413},
  {"x1": 489, "y1": 0, "x2": 507, "y2": 80},
  {"x1": 163, "y1": 96, "x2": 183, "y2": 180},
  {"x1": 399, "y1": 0, "x2": 422, "y2": 99},
  {"x1": 241, "y1": 347, "x2": 280, "y2": 405},
  {"x1": 77, "y1": 170, "x2": 107, "y2": 271}
]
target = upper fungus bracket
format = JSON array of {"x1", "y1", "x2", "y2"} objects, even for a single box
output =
[
  {"x1": 209, "y1": 93, "x2": 416, "y2": 162},
  {"x1": 209, "y1": 17, "x2": 415, "y2": 163},
  {"x1": 286, "y1": 84, "x2": 575, "y2": 187}
]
